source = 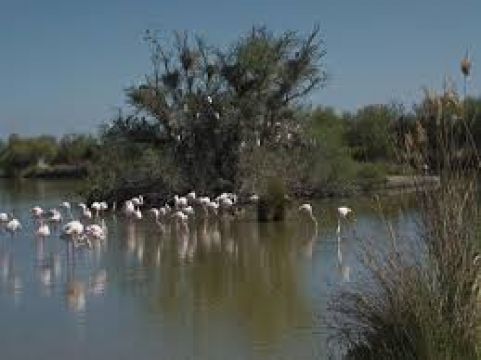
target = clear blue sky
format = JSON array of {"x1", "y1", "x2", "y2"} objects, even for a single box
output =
[{"x1": 0, "y1": 0, "x2": 479, "y2": 137}]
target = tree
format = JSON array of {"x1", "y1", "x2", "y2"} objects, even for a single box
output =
[
  {"x1": 93, "y1": 26, "x2": 327, "y2": 198},
  {"x1": 56, "y1": 134, "x2": 98, "y2": 165},
  {"x1": 0, "y1": 135, "x2": 58, "y2": 175},
  {"x1": 346, "y1": 104, "x2": 398, "y2": 162}
]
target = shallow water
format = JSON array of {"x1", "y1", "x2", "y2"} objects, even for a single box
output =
[{"x1": 0, "y1": 179, "x2": 417, "y2": 359}]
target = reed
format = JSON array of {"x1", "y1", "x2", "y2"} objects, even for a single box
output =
[{"x1": 329, "y1": 87, "x2": 481, "y2": 359}]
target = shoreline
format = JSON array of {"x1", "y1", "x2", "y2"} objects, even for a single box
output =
[
  {"x1": 0, "y1": 164, "x2": 88, "y2": 180},
  {"x1": 0, "y1": 173, "x2": 440, "y2": 203}
]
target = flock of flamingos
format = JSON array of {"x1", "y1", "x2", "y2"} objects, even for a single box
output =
[
  {"x1": 0, "y1": 191, "x2": 355, "y2": 313},
  {"x1": 0, "y1": 191, "x2": 354, "y2": 249}
]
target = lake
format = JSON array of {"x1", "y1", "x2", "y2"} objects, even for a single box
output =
[{"x1": 0, "y1": 179, "x2": 418, "y2": 360}]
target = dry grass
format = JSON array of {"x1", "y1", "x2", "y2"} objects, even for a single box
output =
[{"x1": 328, "y1": 88, "x2": 481, "y2": 359}]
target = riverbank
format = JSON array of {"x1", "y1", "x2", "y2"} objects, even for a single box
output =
[{"x1": 290, "y1": 174, "x2": 440, "y2": 199}]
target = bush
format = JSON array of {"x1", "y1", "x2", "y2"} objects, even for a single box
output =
[
  {"x1": 346, "y1": 104, "x2": 398, "y2": 162},
  {"x1": 356, "y1": 162, "x2": 387, "y2": 182}
]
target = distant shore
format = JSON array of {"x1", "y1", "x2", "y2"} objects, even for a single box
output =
[
  {"x1": 0, "y1": 164, "x2": 87, "y2": 179},
  {"x1": 290, "y1": 175, "x2": 440, "y2": 198}
]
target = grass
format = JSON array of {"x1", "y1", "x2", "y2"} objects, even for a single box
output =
[{"x1": 328, "y1": 88, "x2": 481, "y2": 359}]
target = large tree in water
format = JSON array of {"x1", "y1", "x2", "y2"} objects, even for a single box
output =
[{"x1": 96, "y1": 26, "x2": 326, "y2": 198}]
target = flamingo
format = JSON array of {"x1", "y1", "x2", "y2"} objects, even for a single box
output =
[
  {"x1": 337, "y1": 206, "x2": 353, "y2": 243},
  {"x1": 31, "y1": 206, "x2": 44, "y2": 219},
  {"x1": 220, "y1": 197, "x2": 233, "y2": 209},
  {"x1": 172, "y1": 210, "x2": 189, "y2": 229},
  {"x1": 131, "y1": 195, "x2": 144, "y2": 207},
  {"x1": 298, "y1": 203, "x2": 318, "y2": 228},
  {"x1": 6, "y1": 217, "x2": 22, "y2": 234},
  {"x1": 183, "y1": 206, "x2": 195, "y2": 217},
  {"x1": 159, "y1": 206, "x2": 169, "y2": 218},
  {"x1": 186, "y1": 191, "x2": 196, "y2": 205},
  {"x1": 48, "y1": 208, "x2": 62, "y2": 223},
  {"x1": 198, "y1": 196, "x2": 210, "y2": 207},
  {"x1": 85, "y1": 224, "x2": 106, "y2": 242},
  {"x1": 124, "y1": 200, "x2": 135, "y2": 218},
  {"x1": 36, "y1": 220, "x2": 50, "y2": 238},
  {"x1": 62, "y1": 220, "x2": 84, "y2": 236},
  {"x1": 91, "y1": 202, "x2": 101, "y2": 217},
  {"x1": 60, "y1": 201, "x2": 71, "y2": 210},
  {"x1": 100, "y1": 201, "x2": 108, "y2": 212},
  {"x1": 0, "y1": 212, "x2": 8, "y2": 223},
  {"x1": 174, "y1": 195, "x2": 188, "y2": 209},
  {"x1": 124, "y1": 200, "x2": 141, "y2": 220},
  {"x1": 62, "y1": 220, "x2": 85, "y2": 247},
  {"x1": 206, "y1": 201, "x2": 219, "y2": 216}
]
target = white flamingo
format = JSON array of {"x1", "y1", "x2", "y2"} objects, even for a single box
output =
[
  {"x1": 124, "y1": 200, "x2": 135, "y2": 217},
  {"x1": 85, "y1": 224, "x2": 106, "y2": 242},
  {"x1": 174, "y1": 195, "x2": 188, "y2": 209},
  {"x1": 183, "y1": 206, "x2": 195, "y2": 217},
  {"x1": 0, "y1": 212, "x2": 8, "y2": 223},
  {"x1": 36, "y1": 220, "x2": 50, "y2": 238},
  {"x1": 186, "y1": 191, "x2": 196, "y2": 205},
  {"x1": 131, "y1": 195, "x2": 144, "y2": 207},
  {"x1": 60, "y1": 201, "x2": 71, "y2": 210},
  {"x1": 6, "y1": 217, "x2": 22, "y2": 234},
  {"x1": 31, "y1": 206, "x2": 44, "y2": 219},
  {"x1": 337, "y1": 206, "x2": 353, "y2": 243},
  {"x1": 62, "y1": 220, "x2": 85, "y2": 247},
  {"x1": 298, "y1": 203, "x2": 318, "y2": 228},
  {"x1": 48, "y1": 208, "x2": 62, "y2": 223},
  {"x1": 91, "y1": 202, "x2": 101, "y2": 218},
  {"x1": 100, "y1": 201, "x2": 108, "y2": 212}
]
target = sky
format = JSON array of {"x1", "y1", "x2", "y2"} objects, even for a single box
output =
[{"x1": 0, "y1": 0, "x2": 479, "y2": 137}]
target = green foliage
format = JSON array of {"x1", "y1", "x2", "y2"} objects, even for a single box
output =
[
  {"x1": 56, "y1": 134, "x2": 98, "y2": 165},
  {"x1": 84, "y1": 133, "x2": 184, "y2": 202},
  {"x1": 346, "y1": 104, "x2": 398, "y2": 162},
  {"x1": 356, "y1": 162, "x2": 387, "y2": 182},
  {"x1": 0, "y1": 134, "x2": 57, "y2": 175},
  {"x1": 0, "y1": 133, "x2": 98, "y2": 177},
  {"x1": 304, "y1": 107, "x2": 358, "y2": 191}
]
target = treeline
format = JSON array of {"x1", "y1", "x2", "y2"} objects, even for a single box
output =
[{"x1": 0, "y1": 134, "x2": 98, "y2": 177}]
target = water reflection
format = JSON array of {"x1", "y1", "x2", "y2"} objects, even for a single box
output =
[
  {"x1": 137, "y1": 216, "x2": 315, "y2": 347},
  {"x1": 0, "y1": 179, "x2": 420, "y2": 360}
]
